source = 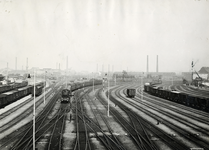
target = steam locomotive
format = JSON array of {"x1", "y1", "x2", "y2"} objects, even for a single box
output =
[{"x1": 61, "y1": 89, "x2": 72, "y2": 103}]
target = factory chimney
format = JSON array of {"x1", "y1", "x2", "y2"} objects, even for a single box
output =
[
  {"x1": 147, "y1": 55, "x2": 149, "y2": 73},
  {"x1": 7, "y1": 62, "x2": 8, "y2": 79},
  {"x1": 15, "y1": 57, "x2": 17, "y2": 70},
  {"x1": 66, "y1": 56, "x2": 68, "y2": 70},
  {"x1": 156, "y1": 55, "x2": 158, "y2": 73},
  {"x1": 26, "y1": 58, "x2": 28, "y2": 72}
]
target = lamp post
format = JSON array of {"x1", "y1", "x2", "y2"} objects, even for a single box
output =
[
  {"x1": 33, "y1": 69, "x2": 36, "y2": 150},
  {"x1": 105, "y1": 72, "x2": 109, "y2": 117},
  {"x1": 107, "y1": 76, "x2": 109, "y2": 117},
  {"x1": 44, "y1": 71, "x2": 46, "y2": 104},
  {"x1": 115, "y1": 74, "x2": 116, "y2": 86},
  {"x1": 93, "y1": 72, "x2": 94, "y2": 93},
  {"x1": 141, "y1": 76, "x2": 143, "y2": 100}
]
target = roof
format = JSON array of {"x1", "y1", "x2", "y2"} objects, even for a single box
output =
[
  {"x1": 198, "y1": 67, "x2": 209, "y2": 74},
  {"x1": 171, "y1": 91, "x2": 180, "y2": 94}
]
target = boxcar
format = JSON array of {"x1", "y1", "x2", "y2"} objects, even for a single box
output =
[
  {"x1": 0, "y1": 94, "x2": 7, "y2": 108},
  {"x1": 0, "y1": 85, "x2": 12, "y2": 94},
  {"x1": 162, "y1": 90, "x2": 170, "y2": 100},
  {"x1": 127, "y1": 89, "x2": 136, "y2": 98},
  {"x1": 17, "y1": 86, "x2": 29, "y2": 99},
  {"x1": 178, "y1": 92, "x2": 188, "y2": 105},
  {"x1": 170, "y1": 91, "x2": 180, "y2": 102},
  {"x1": 1, "y1": 91, "x2": 15, "y2": 105}
]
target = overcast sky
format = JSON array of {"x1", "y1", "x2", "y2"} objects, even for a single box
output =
[{"x1": 0, "y1": 0, "x2": 208, "y2": 73}]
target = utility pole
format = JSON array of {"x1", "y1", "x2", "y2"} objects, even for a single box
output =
[
  {"x1": 44, "y1": 71, "x2": 46, "y2": 104},
  {"x1": 33, "y1": 69, "x2": 36, "y2": 150},
  {"x1": 107, "y1": 64, "x2": 110, "y2": 117},
  {"x1": 141, "y1": 76, "x2": 143, "y2": 100},
  {"x1": 93, "y1": 72, "x2": 94, "y2": 93}
]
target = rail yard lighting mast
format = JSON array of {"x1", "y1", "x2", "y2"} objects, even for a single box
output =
[
  {"x1": 33, "y1": 69, "x2": 36, "y2": 150},
  {"x1": 26, "y1": 71, "x2": 35, "y2": 150},
  {"x1": 141, "y1": 75, "x2": 143, "y2": 100},
  {"x1": 107, "y1": 73, "x2": 109, "y2": 117},
  {"x1": 93, "y1": 72, "x2": 94, "y2": 93},
  {"x1": 115, "y1": 74, "x2": 116, "y2": 86},
  {"x1": 44, "y1": 71, "x2": 46, "y2": 104}
]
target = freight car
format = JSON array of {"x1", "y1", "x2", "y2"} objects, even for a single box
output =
[
  {"x1": 30, "y1": 81, "x2": 45, "y2": 96},
  {"x1": 0, "y1": 81, "x2": 45, "y2": 108},
  {"x1": 144, "y1": 83, "x2": 209, "y2": 112},
  {"x1": 0, "y1": 81, "x2": 28, "y2": 94},
  {"x1": 126, "y1": 89, "x2": 136, "y2": 98}
]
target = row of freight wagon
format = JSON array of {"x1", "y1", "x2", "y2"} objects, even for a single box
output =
[
  {"x1": 0, "y1": 81, "x2": 28, "y2": 94},
  {"x1": 0, "y1": 82, "x2": 45, "y2": 108},
  {"x1": 144, "y1": 83, "x2": 209, "y2": 112}
]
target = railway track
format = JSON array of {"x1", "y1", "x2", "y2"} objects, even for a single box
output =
[
  {"x1": 72, "y1": 87, "x2": 120, "y2": 150},
  {"x1": 135, "y1": 84, "x2": 209, "y2": 149},
  {"x1": 85, "y1": 88, "x2": 127, "y2": 150},
  {"x1": 133, "y1": 91, "x2": 209, "y2": 148},
  {"x1": 0, "y1": 83, "x2": 64, "y2": 150},
  {"x1": 110, "y1": 85, "x2": 189, "y2": 150},
  {"x1": 95, "y1": 85, "x2": 162, "y2": 150},
  {"x1": 140, "y1": 87, "x2": 209, "y2": 123}
]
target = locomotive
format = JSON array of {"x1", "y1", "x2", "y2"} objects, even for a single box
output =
[
  {"x1": 144, "y1": 83, "x2": 209, "y2": 112},
  {"x1": 61, "y1": 89, "x2": 72, "y2": 103}
]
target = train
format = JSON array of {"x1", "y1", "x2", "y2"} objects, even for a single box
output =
[
  {"x1": 126, "y1": 89, "x2": 136, "y2": 98},
  {"x1": 0, "y1": 81, "x2": 45, "y2": 108},
  {"x1": 61, "y1": 79, "x2": 103, "y2": 103},
  {"x1": 0, "y1": 81, "x2": 28, "y2": 94},
  {"x1": 144, "y1": 83, "x2": 209, "y2": 112},
  {"x1": 61, "y1": 89, "x2": 72, "y2": 103}
]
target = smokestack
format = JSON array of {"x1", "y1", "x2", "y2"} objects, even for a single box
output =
[
  {"x1": 66, "y1": 56, "x2": 68, "y2": 70},
  {"x1": 26, "y1": 58, "x2": 28, "y2": 72},
  {"x1": 7, "y1": 62, "x2": 8, "y2": 79},
  {"x1": 15, "y1": 57, "x2": 17, "y2": 70},
  {"x1": 147, "y1": 55, "x2": 149, "y2": 73},
  {"x1": 59, "y1": 63, "x2": 60, "y2": 70},
  {"x1": 156, "y1": 55, "x2": 158, "y2": 73}
]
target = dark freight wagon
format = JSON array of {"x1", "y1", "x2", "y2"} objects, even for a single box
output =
[{"x1": 127, "y1": 89, "x2": 136, "y2": 98}]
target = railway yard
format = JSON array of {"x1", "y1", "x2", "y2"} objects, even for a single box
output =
[{"x1": 0, "y1": 79, "x2": 209, "y2": 150}]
